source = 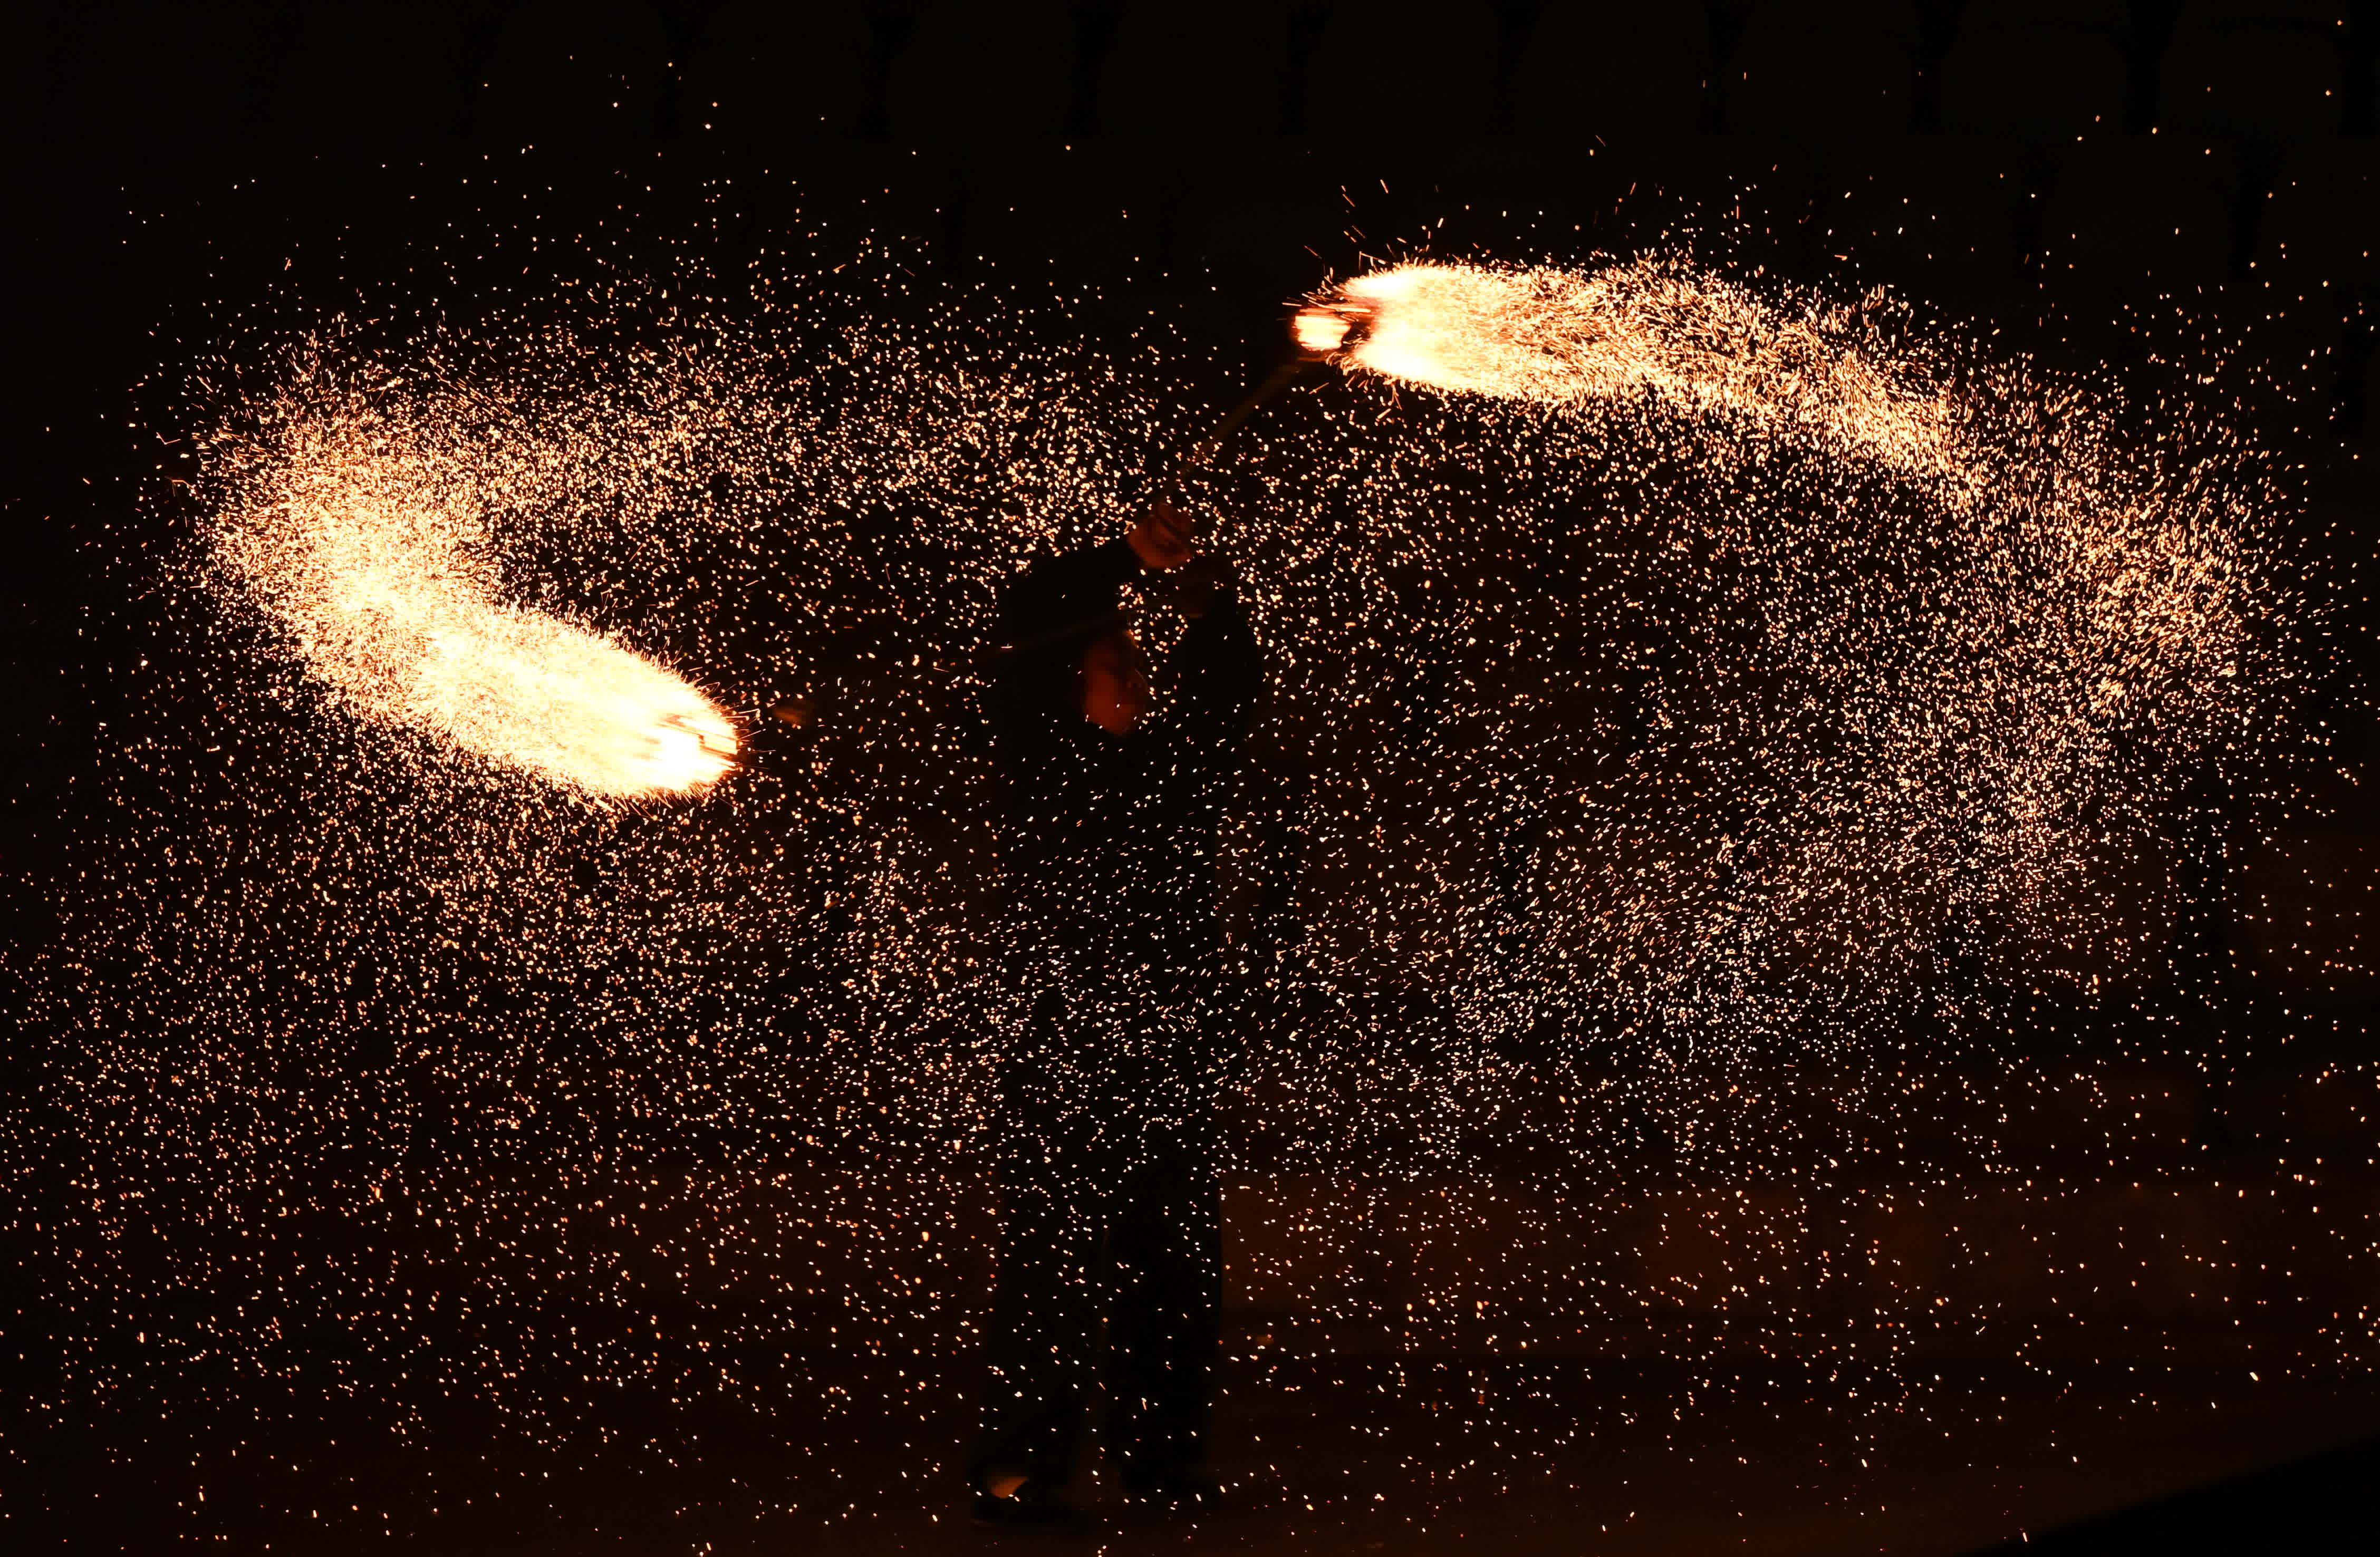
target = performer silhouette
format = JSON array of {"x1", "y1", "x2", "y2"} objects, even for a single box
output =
[{"x1": 969, "y1": 501, "x2": 1259, "y2": 1527}]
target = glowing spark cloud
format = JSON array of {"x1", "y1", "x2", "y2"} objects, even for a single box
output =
[
  {"x1": 62, "y1": 254, "x2": 2318, "y2": 1542},
  {"x1": 218, "y1": 405, "x2": 737, "y2": 799},
  {"x1": 1302, "y1": 259, "x2": 1961, "y2": 476}
]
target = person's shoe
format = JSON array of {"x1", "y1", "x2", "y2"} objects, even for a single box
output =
[
  {"x1": 970, "y1": 1475, "x2": 1086, "y2": 1531},
  {"x1": 1119, "y1": 1466, "x2": 1221, "y2": 1516}
]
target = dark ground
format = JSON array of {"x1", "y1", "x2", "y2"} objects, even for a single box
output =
[{"x1": 16, "y1": 1283, "x2": 2380, "y2": 1552}]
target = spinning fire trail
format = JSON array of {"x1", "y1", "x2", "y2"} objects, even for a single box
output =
[
  {"x1": 178, "y1": 256, "x2": 2282, "y2": 1174},
  {"x1": 1295, "y1": 258, "x2": 1961, "y2": 476},
  {"x1": 210, "y1": 374, "x2": 740, "y2": 799}
]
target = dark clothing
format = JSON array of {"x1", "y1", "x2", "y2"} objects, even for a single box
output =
[
  {"x1": 973, "y1": 1125, "x2": 1221, "y2": 1488},
  {"x1": 983, "y1": 536, "x2": 1260, "y2": 1133},
  {"x1": 970, "y1": 537, "x2": 1259, "y2": 1490}
]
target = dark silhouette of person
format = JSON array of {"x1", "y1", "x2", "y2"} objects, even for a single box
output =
[{"x1": 968, "y1": 500, "x2": 1259, "y2": 1527}]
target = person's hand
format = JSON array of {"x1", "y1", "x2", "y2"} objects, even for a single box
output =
[{"x1": 1126, "y1": 499, "x2": 1195, "y2": 571}]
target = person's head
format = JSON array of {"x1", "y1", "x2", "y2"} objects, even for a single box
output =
[{"x1": 1076, "y1": 627, "x2": 1152, "y2": 735}]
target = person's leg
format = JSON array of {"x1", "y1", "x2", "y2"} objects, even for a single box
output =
[
  {"x1": 1101, "y1": 1127, "x2": 1222, "y2": 1490},
  {"x1": 971, "y1": 1143, "x2": 1105, "y2": 1493}
]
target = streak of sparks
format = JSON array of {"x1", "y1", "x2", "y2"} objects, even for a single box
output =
[
  {"x1": 1302, "y1": 258, "x2": 1962, "y2": 476},
  {"x1": 216, "y1": 389, "x2": 737, "y2": 799}
]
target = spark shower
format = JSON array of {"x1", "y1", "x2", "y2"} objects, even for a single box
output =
[{"x1": 18, "y1": 248, "x2": 2339, "y2": 1528}]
